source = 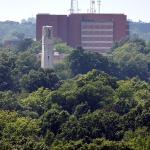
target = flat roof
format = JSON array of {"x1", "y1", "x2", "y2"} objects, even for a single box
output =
[{"x1": 37, "y1": 13, "x2": 126, "y2": 16}]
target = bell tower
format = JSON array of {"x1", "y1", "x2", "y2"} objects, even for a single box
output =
[{"x1": 41, "y1": 26, "x2": 54, "y2": 69}]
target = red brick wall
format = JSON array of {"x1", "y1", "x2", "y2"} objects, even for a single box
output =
[
  {"x1": 36, "y1": 14, "x2": 68, "y2": 42},
  {"x1": 36, "y1": 13, "x2": 128, "y2": 49},
  {"x1": 67, "y1": 14, "x2": 128, "y2": 47}
]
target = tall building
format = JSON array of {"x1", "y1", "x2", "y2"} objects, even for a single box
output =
[
  {"x1": 41, "y1": 26, "x2": 54, "y2": 69},
  {"x1": 36, "y1": 13, "x2": 129, "y2": 53}
]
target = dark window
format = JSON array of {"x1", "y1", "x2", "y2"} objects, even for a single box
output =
[{"x1": 47, "y1": 29, "x2": 51, "y2": 39}]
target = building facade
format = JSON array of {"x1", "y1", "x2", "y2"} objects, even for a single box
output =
[{"x1": 36, "y1": 13, "x2": 129, "y2": 53}]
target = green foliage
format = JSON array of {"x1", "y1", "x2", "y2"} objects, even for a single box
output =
[
  {"x1": 0, "y1": 69, "x2": 150, "y2": 149},
  {"x1": 74, "y1": 102, "x2": 90, "y2": 117},
  {"x1": 45, "y1": 131, "x2": 55, "y2": 146},
  {"x1": 0, "y1": 91, "x2": 22, "y2": 111},
  {"x1": 48, "y1": 70, "x2": 116, "y2": 112},
  {"x1": 2, "y1": 117, "x2": 40, "y2": 139},
  {"x1": 20, "y1": 69, "x2": 60, "y2": 92},
  {"x1": 0, "y1": 51, "x2": 16, "y2": 91},
  {"x1": 14, "y1": 50, "x2": 40, "y2": 75},
  {"x1": 0, "y1": 40, "x2": 41, "y2": 91},
  {"x1": 51, "y1": 138, "x2": 133, "y2": 150},
  {"x1": 59, "y1": 110, "x2": 121, "y2": 141},
  {"x1": 0, "y1": 110, "x2": 48, "y2": 150},
  {"x1": 0, "y1": 110, "x2": 18, "y2": 134},
  {"x1": 1, "y1": 117, "x2": 46, "y2": 150},
  {"x1": 17, "y1": 38, "x2": 34, "y2": 52},
  {"x1": 112, "y1": 38, "x2": 150, "y2": 81},
  {"x1": 124, "y1": 128, "x2": 150, "y2": 150},
  {"x1": 41, "y1": 105, "x2": 69, "y2": 135},
  {"x1": 68, "y1": 47, "x2": 119, "y2": 77},
  {"x1": 130, "y1": 21, "x2": 150, "y2": 41},
  {"x1": 0, "y1": 19, "x2": 35, "y2": 42},
  {"x1": 21, "y1": 88, "x2": 51, "y2": 115},
  {"x1": 0, "y1": 36, "x2": 150, "y2": 149},
  {"x1": 54, "y1": 42, "x2": 73, "y2": 54},
  {"x1": 54, "y1": 61, "x2": 72, "y2": 80}
]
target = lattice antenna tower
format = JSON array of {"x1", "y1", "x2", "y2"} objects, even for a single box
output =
[
  {"x1": 90, "y1": 0, "x2": 96, "y2": 13},
  {"x1": 97, "y1": 0, "x2": 101, "y2": 13},
  {"x1": 70, "y1": 0, "x2": 79, "y2": 14}
]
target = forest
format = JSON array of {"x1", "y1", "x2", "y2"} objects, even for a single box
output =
[
  {"x1": 0, "y1": 19, "x2": 150, "y2": 45},
  {"x1": 0, "y1": 37, "x2": 150, "y2": 149},
  {"x1": 0, "y1": 18, "x2": 35, "y2": 45},
  {"x1": 129, "y1": 21, "x2": 150, "y2": 41}
]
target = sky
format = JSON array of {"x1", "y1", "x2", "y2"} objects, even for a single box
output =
[{"x1": 0, "y1": 0, "x2": 149, "y2": 22}]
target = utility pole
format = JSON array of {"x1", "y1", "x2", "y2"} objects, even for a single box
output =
[
  {"x1": 70, "y1": 0, "x2": 79, "y2": 14},
  {"x1": 90, "y1": 0, "x2": 96, "y2": 13},
  {"x1": 97, "y1": 0, "x2": 101, "y2": 13}
]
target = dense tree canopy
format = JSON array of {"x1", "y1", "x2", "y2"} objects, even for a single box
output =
[
  {"x1": 0, "y1": 37, "x2": 150, "y2": 149},
  {"x1": 112, "y1": 38, "x2": 150, "y2": 81}
]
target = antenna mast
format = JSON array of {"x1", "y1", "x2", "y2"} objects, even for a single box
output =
[
  {"x1": 70, "y1": 0, "x2": 79, "y2": 14},
  {"x1": 97, "y1": 0, "x2": 101, "y2": 13},
  {"x1": 90, "y1": 0, "x2": 96, "y2": 13}
]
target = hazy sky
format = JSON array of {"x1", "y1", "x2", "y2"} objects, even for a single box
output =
[{"x1": 0, "y1": 0, "x2": 149, "y2": 22}]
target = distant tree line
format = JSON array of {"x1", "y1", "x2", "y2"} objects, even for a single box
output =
[
  {"x1": 0, "y1": 18, "x2": 150, "y2": 46},
  {"x1": 129, "y1": 21, "x2": 150, "y2": 41},
  {"x1": 0, "y1": 18, "x2": 35, "y2": 45}
]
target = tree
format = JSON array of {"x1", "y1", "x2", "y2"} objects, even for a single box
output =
[
  {"x1": 0, "y1": 91, "x2": 22, "y2": 111},
  {"x1": 54, "y1": 42, "x2": 73, "y2": 54},
  {"x1": 41, "y1": 106, "x2": 69, "y2": 135},
  {"x1": 17, "y1": 38, "x2": 34, "y2": 51},
  {"x1": 124, "y1": 128, "x2": 150, "y2": 150},
  {"x1": 112, "y1": 39, "x2": 150, "y2": 81},
  {"x1": 21, "y1": 88, "x2": 51, "y2": 115},
  {"x1": 12, "y1": 32, "x2": 25, "y2": 40},
  {"x1": 0, "y1": 51, "x2": 16, "y2": 91},
  {"x1": 1, "y1": 117, "x2": 47, "y2": 150},
  {"x1": 49, "y1": 70, "x2": 116, "y2": 112},
  {"x1": 59, "y1": 110, "x2": 122, "y2": 141},
  {"x1": 74, "y1": 102, "x2": 90, "y2": 118},
  {"x1": 20, "y1": 69, "x2": 60, "y2": 92},
  {"x1": 68, "y1": 47, "x2": 120, "y2": 78}
]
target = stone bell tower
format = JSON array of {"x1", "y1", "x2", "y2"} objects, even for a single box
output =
[{"x1": 41, "y1": 26, "x2": 54, "y2": 69}]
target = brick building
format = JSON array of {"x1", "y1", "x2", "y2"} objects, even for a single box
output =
[{"x1": 36, "y1": 13, "x2": 129, "y2": 53}]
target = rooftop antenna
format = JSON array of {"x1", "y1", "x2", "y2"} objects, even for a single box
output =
[
  {"x1": 97, "y1": 0, "x2": 101, "y2": 13},
  {"x1": 90, "y1": 0, "x2": 96, "y2": 13},
  {"x1": 70, "y1": 0, "x2": 79, "y2": 14}
]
